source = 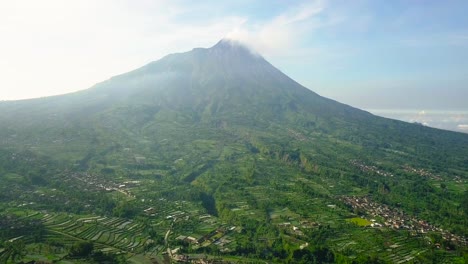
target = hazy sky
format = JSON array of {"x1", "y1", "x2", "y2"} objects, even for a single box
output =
[{"x1": 1, "y1": 0, "x2": 467, "y2": 110}]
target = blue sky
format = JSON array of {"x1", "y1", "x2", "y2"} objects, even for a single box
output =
[{"x1": 1, "y1": 0, "x2": 467, "y2": 110}]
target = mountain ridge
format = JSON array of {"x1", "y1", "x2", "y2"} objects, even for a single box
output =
[
  {"x1": 0, "y1": 40, "x2": 466, "y2": 181},
  {"x1": 0, "y1": 39, "x2": 356, "y2": 123},
  {"x1": 1, "y1": 39, "x2": 467, "y2": 146}
]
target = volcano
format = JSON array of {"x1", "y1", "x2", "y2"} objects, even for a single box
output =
[{"x1": 0, "y1": 39, "x2": 467, "y2": 262}]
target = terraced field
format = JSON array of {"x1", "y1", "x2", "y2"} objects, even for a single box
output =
[
  {"x1": 0, "y1": 194, "x2": 226, "y2": 262},
  {"x1": 44, "y1": 213, "x2": 152, "y2": 253},
  {"x1": 330, "y1": 228, "x2": 459, "y2": 263},
  {"x1": 0, "y1": 210, "x2": 162, "y2": 261}
]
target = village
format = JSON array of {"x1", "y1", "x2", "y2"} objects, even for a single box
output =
[
  {"x1": 70, "y1": 172, "x2": 137, "y2": 198},
  {"x1": 340, "y1": 196, "x2": 467, "y2": 247},
  {"x1": 169, "y1": 224, "x2": 238, "y2": 263},
  {"x1": 403, "y1": 165, "x2": 443, "y2": 181},
  {"x1": 350, "y1": 160, "x2": 394, "y2": 177}
]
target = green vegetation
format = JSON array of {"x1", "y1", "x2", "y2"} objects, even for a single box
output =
[
  {"x1": 347, "y1": 218, "x2": 372, "y2": 227},
  {"x1": 0, "y1": 40, "x2": 467, "y2": 263}
]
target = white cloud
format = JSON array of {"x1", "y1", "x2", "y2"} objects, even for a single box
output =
[
  {"x1": 274, "y1": 1, "x2": 325, "y2": 25},
  {"x1": 226, "y1": 0, "x2": 327, "y2": 57}
]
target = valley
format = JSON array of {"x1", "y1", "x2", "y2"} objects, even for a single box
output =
[{"x1": 1, "y1": 141, "x2": 466, "y2": 263}]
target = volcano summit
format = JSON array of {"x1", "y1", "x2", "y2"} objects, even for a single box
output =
[{"x1": 0, "y1": 40, "x2": 467, "y2": 263}]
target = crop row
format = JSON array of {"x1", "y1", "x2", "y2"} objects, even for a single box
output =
[{"x1": 41, "y1": 213, "x2": 151, "y2": 253}]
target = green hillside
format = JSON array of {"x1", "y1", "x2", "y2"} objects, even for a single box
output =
[{"x1": 0, "y1": 39, "x2": 467, "y2": 263}]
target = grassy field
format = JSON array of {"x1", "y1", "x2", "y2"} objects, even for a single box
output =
[{"x1": 347, "y1": 217, "x2": 372, "y2": 227}]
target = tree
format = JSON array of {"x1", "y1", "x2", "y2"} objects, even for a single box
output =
[
  {"x1": 69, "y1": 241, "x2": 94, "y2": 257},
  {"x1": 292, "y1": 246, "x2": 335, "y2": 263},
  {"x1": 5, "y1": 240, "x2": 26, "y2": 263},
  {"x1": 113, "y1": 202, "x2": 138, "y2": 218}
]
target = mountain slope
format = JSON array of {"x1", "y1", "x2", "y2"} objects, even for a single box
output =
[
  {"x1": 1, "y1": 39, "x2": 466, "y2": 169},
  {"x1": 0, "y1": 39, "x2": 467, "y2": 262}
]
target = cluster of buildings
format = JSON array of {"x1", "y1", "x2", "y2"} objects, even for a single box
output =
[
  {"x1": 341, "y1": 196, "x2": 467, "y2": 246},
  {"x1": 403, "y1": 165, "x2": 442, "y2": 181},
  {"x1": 170, "y1": 254, "x2": 214, "y2": 263},
  {"x1": 350, "y1": 160, "x2": 394, "y2": 177},
  {"x1": 277, "y1": 220, "x2": 319, "y2": 237},
  {"x1": 453, "y1": 176, "x2": 465, "y2": 184},
  {"x1": 170, "y1": 226, "x2": 237, "y2": 263},
  {"x1": 176, "y1": 226, "x2": 236, "y2": 248},
  {"x1": 70, "y1": 173, "x2": 136, "y2": 198}
]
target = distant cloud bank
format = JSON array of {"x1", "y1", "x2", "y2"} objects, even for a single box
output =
[{"x1": 368, "y1": 109, "x2": 468, "y2": 134}]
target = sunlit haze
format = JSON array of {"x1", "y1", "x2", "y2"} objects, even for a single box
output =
[
  {"x1": 1, "y1": 2, "x2": 468, "y2": 262},
  {"x1": 1, "y1": 0, "x2": 467, "y2": 111}
]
